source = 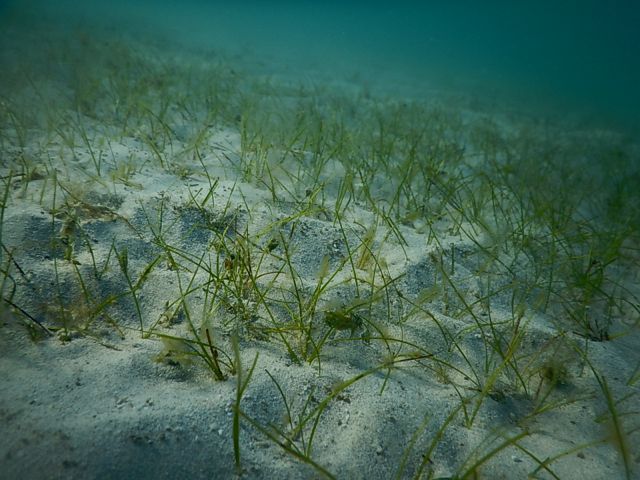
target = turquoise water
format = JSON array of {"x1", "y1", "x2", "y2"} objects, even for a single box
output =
[{"x1": 3, "y1": 0, "x2": 640, "y2": 131}]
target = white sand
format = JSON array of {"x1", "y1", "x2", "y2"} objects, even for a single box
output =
[
  {"x1": 2, "y1": 127, "x2": 638, "y2": 479},
  {"x1": 1, "y1": 14, "x2": 639, "y2": 480}
]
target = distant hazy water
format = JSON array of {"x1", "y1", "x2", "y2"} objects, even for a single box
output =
[{"x1": 3, "y1": 0, "x2": 639, "y2": 131}]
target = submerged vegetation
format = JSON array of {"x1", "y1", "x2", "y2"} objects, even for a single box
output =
[{"x1": 1, "y1": 19, "x2": 639, "y2": 479}]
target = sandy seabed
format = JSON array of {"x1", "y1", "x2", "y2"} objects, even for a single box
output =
[{"x1": 1, "y1": 14, "x2": 640, "y2": 480}]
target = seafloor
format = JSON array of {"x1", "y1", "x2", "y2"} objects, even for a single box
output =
[{"x1": 1, "y1": 9, "x2": 639, "y2": 480}]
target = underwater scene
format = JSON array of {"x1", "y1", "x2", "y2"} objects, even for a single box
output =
[{"x1": 1, "y1": 1, "x2": 639, "y2": 478}]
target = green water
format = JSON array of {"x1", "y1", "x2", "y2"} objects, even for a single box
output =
[{"x1": 3, "y1": 0, "x2": 639, "y2": 132}]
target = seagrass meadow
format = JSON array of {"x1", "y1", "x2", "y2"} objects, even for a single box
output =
[{"x1": 1, "y1": 2, "x2": 639, "y2": 479}]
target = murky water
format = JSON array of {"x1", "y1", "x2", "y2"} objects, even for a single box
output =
[{"x1": 2, "y1": 0, "x2": 639, "y2": 131}]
